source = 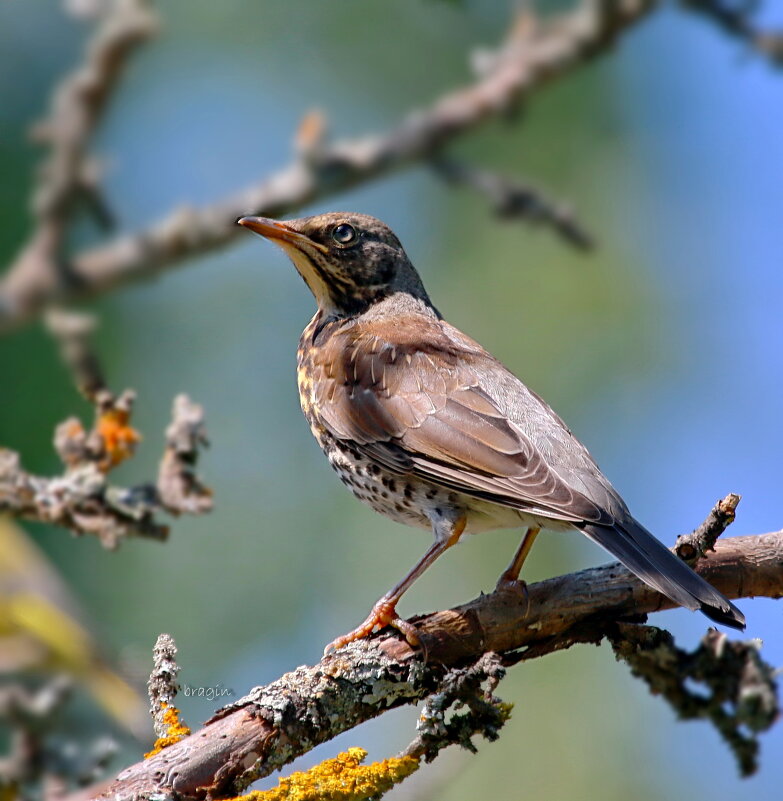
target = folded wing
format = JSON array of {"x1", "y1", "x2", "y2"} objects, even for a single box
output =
[{"x1": 311, "y1": 317, "x2": 613, "y2": 526}]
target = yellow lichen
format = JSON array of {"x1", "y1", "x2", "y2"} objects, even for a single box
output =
[
  {"x1": 144, "y1": 703, "x2": 191, "y2": 758},
  {"x1": 97, "y1": 408, "x2": 140, "y2": 468},
  {"x1": 229, "y1": 747, "x2": 420, "y2": 801},
  {"x1": 0, "y1": 782, "x2": 18, "y2": 801}
]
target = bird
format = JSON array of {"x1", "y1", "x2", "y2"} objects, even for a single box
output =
[{"x1": 238, "y1": 212, "x2": 745, "y2": 652}]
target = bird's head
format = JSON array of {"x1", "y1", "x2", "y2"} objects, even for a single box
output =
[{"x1": 238, "y1": 212, "x2": 432, "y2": 317}]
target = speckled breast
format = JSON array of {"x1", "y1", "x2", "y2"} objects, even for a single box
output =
[{"x1": 296, "y1": 315, "x2": 456, "y2": 530}]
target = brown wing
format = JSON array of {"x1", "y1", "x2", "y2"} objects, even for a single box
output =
[{"x1": 309, "y1": 316, "x2": 614, "y2": 526}]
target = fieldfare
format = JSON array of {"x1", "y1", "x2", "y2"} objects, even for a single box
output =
[{"x1": 238, "y1": 212, "x2": 745, "y2": 652}]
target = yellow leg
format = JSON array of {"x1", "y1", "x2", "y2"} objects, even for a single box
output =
[
  {"x1": 496, "y1": 526, "x2": 540, "y2": 589},
  {"x1": 325, "y1": 515, "x2": 467, "y2": 654}
]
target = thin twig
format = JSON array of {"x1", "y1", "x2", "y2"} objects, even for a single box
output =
[
  {"x1": 432, "y1": 156, "x2": 595, "y2": 250},
  {"x1": 0, "y1": 1, "x2": 657, "y2": 333},
  {"x1": 0, "y1": 313, "x2": 211, "y2": 546},
  {"x1": 46, "y1": 308, "x2": 107, "y2": 399},
  {"x1": 148, "y1": 634, "x2": 180, "y2": 740},
  {"x1": 2, "y1": 0, "x2": 158, "y2": 328},
  {"x1": 400, "y1": 653, "x2": 510, "y2": 763},
  {"x1": 156, "y1": 396, "x2": 212, "y2": 516},
  {"x1": 145, "y1": 633, "x2": 190, "y2": 758},
  {"x1": 680, "y1": 0, "x2": 783, "y2": 65},
  {"x1": 675, "y1": 492, "x2": 741, "y2": 562}
]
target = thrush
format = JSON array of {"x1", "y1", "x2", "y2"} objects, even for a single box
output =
[{"x1": 238, "y1": 212, "x2": 745, "y2": 652}]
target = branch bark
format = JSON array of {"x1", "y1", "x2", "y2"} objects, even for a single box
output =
[
  {"x1": 0, "y1": 392, "x2": 210, "y2": 548},
  {"x1": 3, "y1": 0, "x2": 778, "y2": 333},
  {"x1": 85, "y1": 531, "x2": 782, "y2": 800},
  {"x1": 0, "y1": 0, "x2": 657, "y2": 333},
  {"x1": 0, "y1": 309, "x2": 211, "y2": 546},
  {"x1": 1, "y1": 0, "x2": 157, "y2": 330}
]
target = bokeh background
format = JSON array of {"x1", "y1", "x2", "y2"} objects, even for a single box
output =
[{"x1": 1, "y1": 1, "x2": 781, "y2": 798}]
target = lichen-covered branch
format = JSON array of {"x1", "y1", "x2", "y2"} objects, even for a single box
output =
[
  {"x1": 0, "y1": 392, "x2": 210, "y2": 548},
  {"x1": 231, "y1": 748, "x2": 420, "y2": 801},
  {"x1": 609, "y1": 624, "x2": 777, "y2": 777},
  {"x1": 213, "y1": 655, "x2": 510, "y2": 801},
  {"x1": 0, "y1": 0, "x2": 657, "y2": 333},
  {"x1": 0, "y1": 408, "x2": 154, "y2": 546},
  {"x1": 147, "y1": 634, "x2": 183, "y2": 740},
  {"x1": 84, "y1": 529, "x2": 782, "y2": 800},
  {"x1": 146, "y1": 634, "x2": 191, "y2": 758},
  {"x1": 0, "y1": 312, "x2": 211, "y2": 547},
  {"x1": 400, "y1": 652, "x2": 511, "y2": 764},
  {"x1": 0, "y1": 676, "x2": 118, "y2": 800}
]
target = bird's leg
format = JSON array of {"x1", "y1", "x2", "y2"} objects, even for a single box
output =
[
  {"x1": 495, "y1": 526, "x2": 540, "y2": 591},
  {"x1": 324, "y1": 514, "x2": 466, "y2": 654}
]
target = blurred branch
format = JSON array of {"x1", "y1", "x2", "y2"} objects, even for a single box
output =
[
  {"x1": 0, "y1": 677, "x2": 74, "y2": 799},
  {"x1": 2, "y1": 0, "x2": 781, "y2": 333},
  {"x1": 0, "y1": 676, "x2": 118, "y2": 801},
  {"x1": 1, "y1": 0, "x2": 158, "y2": 332},
  {"x1": 432, "y1": 156, "x2": 595, "y2": 250},
  {"x1": 680, "y1": 0, "x2": 783, "y2": 65},
  {"x1": 0, "y1": 393, "x2": 211, "y2": 548},
  {"x1": 156, "y1": 395, "x2": 212, "y2": 516},
  {"x1": 0, "y1": 0, "x2": 657, "y2": 333},
  {"x1": 609, "y1": 625, "x2": 777, "y2": 777},
  {"x1": 81, "y1": 525, "x2": 782, "y2": 800},
  {"x1": 0, "y1": 311, "x2": 211, "y2": 547}
]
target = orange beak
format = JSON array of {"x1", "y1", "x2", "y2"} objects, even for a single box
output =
[{"x1": 237, "y1": 216, "x2": 327, "y2": 253}]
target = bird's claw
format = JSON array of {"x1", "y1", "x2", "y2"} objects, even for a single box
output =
[
  {"x1": 494, "y1": 575, "x2": 529, "y2": 601},
  {"x1": 323, "y1": 598, "x2": 420, "y2": 656}
]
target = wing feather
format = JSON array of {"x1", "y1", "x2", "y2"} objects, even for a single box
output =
[{"x1": 310, "y1": 317, "x2": 613, "y2": 525}]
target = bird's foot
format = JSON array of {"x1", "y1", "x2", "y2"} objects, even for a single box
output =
[
  {"x1": 494, "y1": 573, "x2": 529, "y2": 603},
  {"x1": 324, "y1": 597, "x2": 419, "y2": 655}
]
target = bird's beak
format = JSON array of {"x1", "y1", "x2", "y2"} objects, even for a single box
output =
[{"x1": 237, "y1": 216, "x2": 327, "y2": 253}]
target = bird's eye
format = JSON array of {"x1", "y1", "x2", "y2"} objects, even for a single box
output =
[{"x1": 332, "y1": 223, "x2": 358, "y2": 246}]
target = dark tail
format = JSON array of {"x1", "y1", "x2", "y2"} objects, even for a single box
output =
[{"x1": 580, "y1": 519, "x2": 745, "y2": 630}]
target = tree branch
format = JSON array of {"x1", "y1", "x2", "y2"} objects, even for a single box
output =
[
  {"x1": 675, "y1": 491, "x2": 740, "y2": 561},
  {"x1": 0, "y1": 0, "x2": 657, "y2": 333},
  {"x1": 609, "y1": 624, "x2": 777, "y2": 777},
  {"x1": 1, "y1": 0, "x2": 779, "y2": 337},
  {"x1": 432, "y1": 156, "x2": 595, "y2": 250},
  {"x1": 680, "y1": 0, "x2": 783, "y2": 65},
  {"x1": 0, "y1": 392, "x2": 210, "y2": 548},
  {"x1": 5, "y1": 0, "x2": 778, "y2": 333},
  {"x1": 1, "y1": 0, "x2": 158, "y2": 330},
  {"x1": 84, "y1": 530, "x2": 782, "y2": 800},
  {"x1": 0, "y1": 311, "x2": 211, "y2": 547}
]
